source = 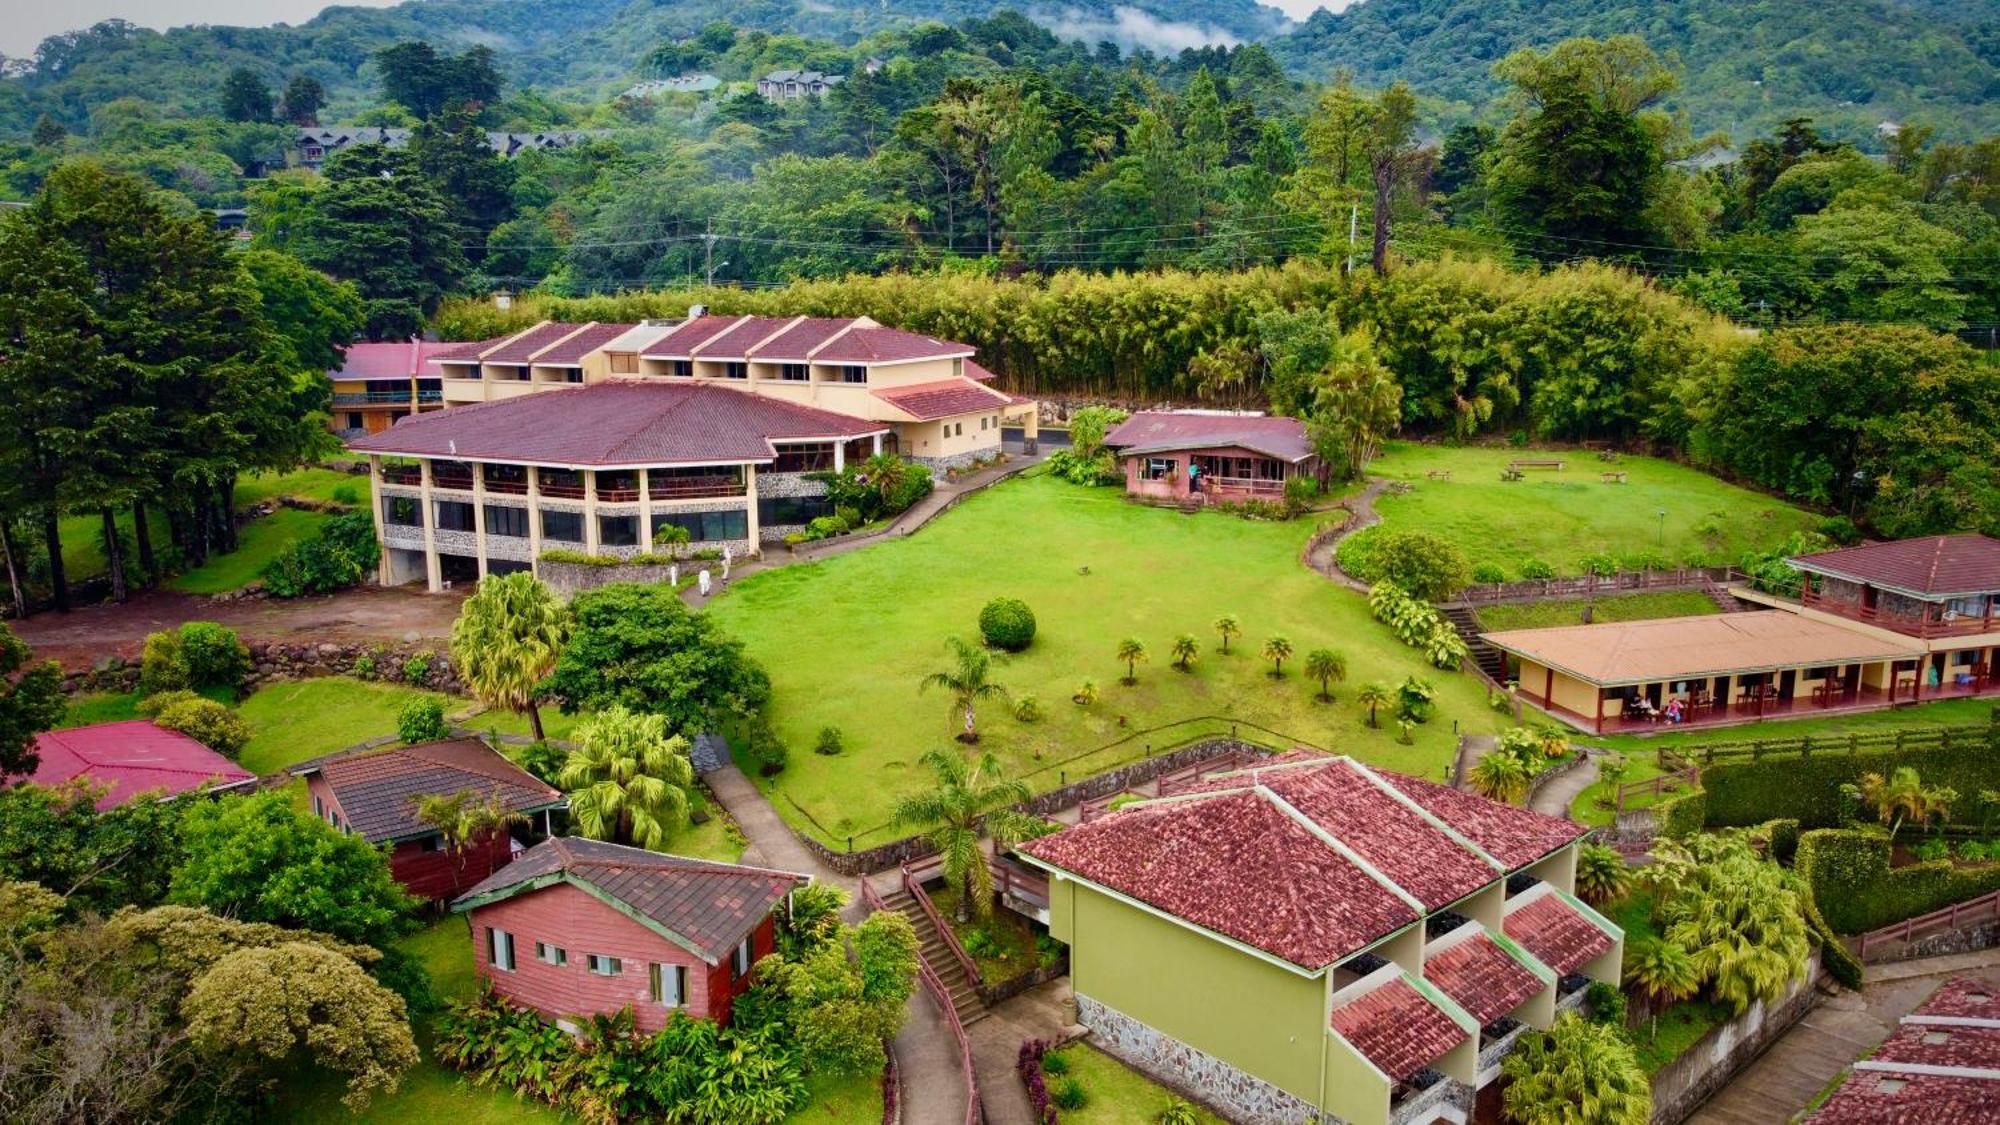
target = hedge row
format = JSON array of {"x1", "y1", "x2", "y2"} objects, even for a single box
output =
[
  {"x1": 1653, "y1": 787, "x2": 1708, "y2": 838},
  {"x1": 1796, "y1": 827, "x2": 2000, "y2": 934},
  {"x1": 1700, "y1": 728, "x2": 2000, "y2": 829}
]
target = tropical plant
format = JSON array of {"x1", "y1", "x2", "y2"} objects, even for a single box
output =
[
  {"x1": 1500, "y1": 1013, "x2": 1651, "y2": 1125},
  {"x1": 813, "y1": 726, "x2": 845, "y2": 756},
  {"x1": 152, "y1": 697, "x2": 252, "y2": 757},
  {"x1": 448, "y1": 571, "x2": 569, "y2": 741},
  {"x1": 1262, "y1": 635, "x2": 1293, "y2": 677},
  {"x1": 920, "y1": 636, "x2": 1009, "y2": 743},
  {"x1": 412, "y1": 789, "x2": 530, "y2": 894},
  {"x1": 1012, "y1": 695, "x2": 1042, "y2": 723},
  {"x1": 1396, "y1": 676, "x2": 1437, "y2": 722},
  {"x1": 1115, "y1": 638, "x2": 1148, "y2": 685},
  {"x1": 396, "y1": 696, "x2": 447, "y2": 743},
  {"x1": 1213, "y1": 614, "x2": 1240, "y2": 654},
  {"x1": 1842, "y1": 767, "x2": 1958, "y2": 841},
  {"x1": 557, "y1": 706, "x2": 694, "y2": 850},
  {"x1": 543, "y1": 582, "x2": 770, "y2": 733},
  {"x1": 1072, "y1": 679, "x2": 1098, "y2": 706},
  {"x1": 1170, "y1": 634, "x2": 1199, "y2": 671},
  {"x1": 892, "y1": 748, "x2": 1038, "y2": 923},
  {"x1": 1574, "y1": 843, "x2": 1632, "y2": 905},
  {"x1": 1469, "y1": 750, "x2": 1533, "y2": 804},
  {"x1": 1625, "y1": 939, "x2": 1701, "y2": 1036},
  {"x1": 1159, "y1": 1100, "x2": 1200, "y2": 1125},
  {"x1": 1652, "y1": 832, "x2": 1813, "y2": 1015},
  {"x1": 1303, "y1": 648, "x2": 1347, "y2": 701},
  {"x1": 1356, "y1": 681, "x2": 1393, "y2": 728}
]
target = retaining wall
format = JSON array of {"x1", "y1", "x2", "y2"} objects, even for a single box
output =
[{"x1": 1651, "y1": 961, "x2": 1823, "y2": 1125}]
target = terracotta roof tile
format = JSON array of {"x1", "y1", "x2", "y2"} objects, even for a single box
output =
[
  {"x1": 812, "y1": 325, "x2": 973, "y2": 363},
  {"x1": 691, "y1": 316, "x2": 797, "y2": 358},
  {"x1": 455, "y1": 837, "x2": 807, "y2": 962},
  {"x1": 1377, "y1": 772, "x2": 1587, "y2": 869},
  {"x1": 749, "y1": 317, "x2": 853, "y2": 360},
  {"x1": 965, "y1": 359, "x2": 999, "y2": 382},
  {"x1": 1330, "y1": 977, "x2": 1469, "y2": 1081},
  {"x1": 1502, "y1": 893, "x2": 1615, "y2": 976},
  {"x1": 872, "y1": 379, "x2": 1014, "y2": 422},
  {"x1": 1423, "y1": 931, "x2": 1545, "y2": 1025},
  {"x1": 1808, "y1": 976, "x2": 2000, "y2": 1123},
  {"x1": 347, "y1": 380, "x2": 882, "y2": 466},
  {"x1": 1792, "y1": 535, "x2": 2000, "y2": 597},
  {"x1": 330, "y1": 340, "x2": 461, "y2": 381},
  {"x1": 431, "y1": 336, "x2": 509, "y2": 363},
  {"x1": 483, "y1": 322, "x2": 591, "y2": 364},
  {"x1": 637, "y1": 315, "x2": 746, "y2": 357},
  {"x1": 535, "y1": 322, "x2": 638, "y2": 365},
  {"x1": 295, "y1": 738, "x2": 563, "y2": 844},
  {"x1": 1105, "y1": 412, "x2": 1313, "y2": 463},
  {"x1": 21, "y1": 721, "x2": 254, "y2": 809},
  {"x1": 1481, "y1": 611, "x2": 1923, "y2": 687},
  {"x1": 1918, "y1": 978, "x2": 2000, "y2": 1021}
]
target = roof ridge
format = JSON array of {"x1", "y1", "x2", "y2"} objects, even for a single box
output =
[
  {"x1": 1258, "y1": 785, "x2": 1427, "y2": 917},
  {"x1": 1336, "y1": 757, "x2": 1506, "y2": 872}
]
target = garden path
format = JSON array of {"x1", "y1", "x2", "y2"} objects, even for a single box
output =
[
  {"x1": 966, "y1": 977, "x2": 1077, "y2": 1125},
  {"x1": 1529, "y1": 753, "x2": 1599, "y2": 818},
  {"x1": 1687, "y1": 948, "x2": 2000, "y2": 1124},
  {"x1": 701, "y1": 763, "x2": 972, "y2": 1125},
  {"x1": 1304, "y1": 477, "x2": 1388, "y2": 592}
]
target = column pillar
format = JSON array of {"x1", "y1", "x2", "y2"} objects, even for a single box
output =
[
  {"x1": 368, "y1": 455, "x2": 389, "y2": 586},
  {"x1": 833, "y1": 440, "x2": 845, "y2": 472},
  {"x1": 744, "y1": 464, "x2": 759, "y2": 551},
  {"x1": 639, "y1": 468, "x2": 654, "y2": 553},
  {"x1": 871, "y1": 432, "x2": 883, "y2": 456},
  {"x1": 584, "y1": 470, "x2": 600, "y2": 554},
  {"x1": 471, "y1": 465, "x2": 489, "y2": 579},
  {"x1": 419, "y1": 459, "x2": 442, "y2": 593},
  {"x1": 526, "y1": 467, "x2": 543, "y2": 578}
]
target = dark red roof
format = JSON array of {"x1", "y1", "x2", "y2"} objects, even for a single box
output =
[
  {"x1": 1918, "y1": 978, "x2": 2000, "y2": 1020},
  {"x1": 690, "y1": 316, "x2": 795, "y2": 358},
  {"x1": 347, "y1": 380, "x2": 882, "y2": 467},
  {"x1": 536, "y1": 322, "x2": 638, "y2": 365},
  {"x1": 431, "y1": 336, "x2": 508, "y2": 363},
  {"x1": 1502, "y1": 892, "x2": 1615, "y2": 975},
  {"x1": 872, "y1": 378, "x2": 1014, "y2": 422},
  {"x1": 330, "y1": 340, "x2": 461, "y2": 381},
  {"x1": 1792, "y1": 534, "x2": 2000, "y2": 597},
  {"x1": 812, "y1": 325, "x2": 972, "y2": 364},
  {"x1": 1105, "y1": 412, "x2": 1314, "y2": 463},
  {"x1": 455, "y1": 837, "x2": 808, "y2": 963},
  {"x1": 966, "y1": 359, "x2": 999, "y2": 382},
  {"x1": 483, "y1": 322, "x2": 591, "y2": 364},
  {"x1": 1808, "y1": 976, "x2": 2000, "y2": 1124},
  {"x1": 1379, "y1": 772, "x2": 1586, "y2": 869},
  {"x1": 1423, "y1": 931, "x2": 1545, "y2": 1025},
  {"x1": 749, "y1": 317, "x2": 856, "y2": 360},
  {"x1": 22, "y1": 721, "x2": 254, "y2": 809},
  {"x1": 1330, "y1": 977, "x2": 1469, "y2": 1081},
  {"x1": 292, "y1": 738, "x2": 563, "y2": 844},
  {"x1": 1020, "y1": 788, "x2": 1419, "y2": 969},
  {"x1": 637, "y1": 315, "x2": 746, "y2": 357}
]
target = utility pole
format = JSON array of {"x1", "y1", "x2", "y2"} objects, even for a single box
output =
[
  {"x1": 1345, "y1": 203, "x2": 1359, "y2": 275},
  {"x1": 703, "y1": 217, "x2": 716, "y2": 287}
]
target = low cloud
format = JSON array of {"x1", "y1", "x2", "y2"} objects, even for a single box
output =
[{"x1": 1031, "y1": 4, "x2": 1241, "y2": 53}]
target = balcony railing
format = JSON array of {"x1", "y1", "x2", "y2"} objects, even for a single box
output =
[
  {"x1": 649, "y1": 477, "x2": 747, "y2": 499},
  {"x1": 596, "y1": 488, "x2": 641, "y2": 503},
  {"x1": 334, "y1": 390, "x2": 443, "y2": 405},
  {"x1": 538, "y1": 481, "x2": 586, "y2": 499},
  {"x1": 482, "y1": 478, "x2": 529, "y2": 495},
  {"x1": 1800, "y1": 587, "x2": 1997, "y2": 638},
  {"x1": 379, "y1": 466, "x2": 422, "y2": 486},
  {"x1": 431, "y1": 473, "x2": 474, "y2": 491}
]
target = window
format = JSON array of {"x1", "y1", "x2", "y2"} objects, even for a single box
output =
[
  {"x1": 564, "y1": 370, "x2": 583, "y2": 384},
  {"x1": 313, "y1": 795, "x2": 325, "y2": 819},
  {"x1": 419, "y1": 835, "x2": 443, "y2": 853},
  {"x1": 724, "y1": 362, "x2": 748, "y2": 380},
  {"x1": 587, "y1": 954, "x2": 623, "y2": 976},
  {"x1": 345, "y1": 412, "x2": 364, "y2": 430},
  {"x1": 434, "y1": 500, "x2": 475, "y2": 532},
  {"x1": 649, "y1": 963, "x2": 688, "y2": 1006},
  {"x1": 536, "y1": 942, "x2": 567, "y2": 967},
  {"x1": 608, "y1": 351, "x2": 638, "y2": 374},
  {"x1": 779, "y1": 363, "x2": 808, "y2": 381},
  {"x1": 598, "y1": 514, "x2": 639, "y2": 547},
  {"x1": 385, "y1": 496, "x2": 421, "y2": 527},
  {"x1": 772, "y1": 443, "x2": 835, "y2": 473},
  {"x1": 484, "y1": 505, "x2": 529, "y2": 538},
  {"x1": 486, "y1": 928, "x2": 516, "y2": 972},
  {"x1": 541, "y1": 509, "x2": 583, "y2": 542},
  {"x1": 671, "y1": 360, "x2": 693, "y2": 377},
  {"x1": 758, "y1": 495, "x2": 834, "y2": 526},
  {"x1": 732, "y1": 936, "x2": 753, "y2": 977},
  {"x1": 840, "y1": 365, "x2": 867, "y2": 384},
  {"x1": 1142, "y1": 458, "x2": 1173, "y2": 481},
  {"x1": 656, "y1": 509, "x2": 749, "y2": 543}
]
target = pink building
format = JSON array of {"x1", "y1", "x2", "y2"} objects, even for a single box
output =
[
  {"x1": 452, "y1": 837, "x2": 808, "y2": 1032},
  {"x1": 1102, "y1": 412, "x2": 1316, "y2": 504},
  {"x1": 21, "y1": 720, "x2": 255, "y2": 808}
]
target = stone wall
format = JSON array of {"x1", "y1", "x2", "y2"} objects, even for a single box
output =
[
  {"x1": 911, "y1": 449, "x2": 994, "y2": 474},
  {"x1": 1649, "y1": 961, "x2": 1822, "y2": 1125},
  {"x1": 63, "y1": 639, "x2": 465, "y2": 698},
  {"x1": 1077, "y1": 995, "x2": 1325, "y2": 1125},
  {"x1": 1861, "y1": 918, "x2": 2000, "y2": 964}
]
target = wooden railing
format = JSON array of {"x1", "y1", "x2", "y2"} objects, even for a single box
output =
[
  {"x1": 859, "y1": 876, "x2": 982, "y2": 1125},
  {"x1": 1614, "y1": 765, "x2": 1701, "y2": 812},
  {"x1": 379, "y1": 466, "x2": 422, "y2": 486},
  {"x1": 901, "y1": 858, "x2": 984, "y2": 988},
  {"x1": 482, "y1": 477, "x2": 529, "y2": 495},
  {"x1": 1800, "y1": 587, "x2": 1998, "y2": 639},
  {"x1": 993, "y1": 857, "x2": 1050, "y2": 915},
  {"x1": 431, "y1": 473, "x2": 474, "y2": 491},
  {"x1": 1079, "y1": 788, "x2": 1145, "y2": 823},
  {"x1": 1456, "y1": 566, "x2": 1743, "y2": 606},
  {"x1": 649, "y1": 477, "x2": 747, "y2": 499},
  {"x1": 1857, "y1": 888, "x2": 2000, "y2": 959},
  {"x1": 1156, "y1": 747, "x2": 1262, "y2": 795},
  {"x1": 1680, "y1": 713, "x2": 1996, "y2": 766},
  {"x1": 539, "y1": 480, "x2": 586, "y2": 499}
]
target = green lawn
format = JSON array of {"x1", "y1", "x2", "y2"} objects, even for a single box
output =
[
  {"x1": 165, "y1": 507, "x2": 330, "y2": 595},
  {"x1": 1475, "y1": 591, "x2": 1719, "y2": 633},
  {"x1": 1364, "y1": 443, "x2": 1818, "y2": 578},
  {"x1": 1043, "y1": 1043, "x2": 1226, "y2": 1124},
  {"x1": 235, "y1": 466, "x2": 367, "y2": 507},
  {"x1": 706, "y1": 473, "x2": 1501, "y2": 849},
  {"x1": 236, "y1": 677, "x2": 456, "y2": 774}
]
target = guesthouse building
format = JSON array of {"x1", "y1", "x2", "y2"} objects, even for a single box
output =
[
  {"x1": 18, "y1": 721, "x2": 256, "y2": 808},
  {"x1": 1102, "y1": 412, "x2": 1316, "y2": 505},
  {"x1": 327, "y1": 339, "x2": 453, "y2": 436}
]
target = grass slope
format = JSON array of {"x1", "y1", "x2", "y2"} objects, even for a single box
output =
[
  {"x1": 1046, "y1": 1044, "x2": 1226, "y2": 1124},
  {"x1": 1365, "y1": 444, "x2": 1818, "y2": 579},
  {"x1": 1475, "y1": 591, "x2": 1720, "y2": 633},
  {"x1": 707, "y1": 472, "x2": 1500, "y2": 848}
]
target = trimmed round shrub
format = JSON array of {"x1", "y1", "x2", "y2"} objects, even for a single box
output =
[
  {"x1": 139, "y1": 630, "x2": 191, "y2": 696},
  {"x1": 397, "y1": 696, "x2": 447, "y2": 744},
  {"x1": 978, "y1": 597, "x2": 1037, "y2": 652},
  {"x1": 1471, "y1": 562, "x2": 1507, "y2": 584},
  {"x1": 1360, "y1": 531, "x2": 1471, "y2": 602},
  {"x1": 177, "y1": 621, "x2": 251, "y2": 692},
  {"x1": 137, "y1": 689, "x2": 202, "y2": 718},
  {"x1": 154, "y1": 698, "x2": 252, "y2": 758},
  {"x1": 1519, "y1": 559, "x2": 1557, "y2": 580}
]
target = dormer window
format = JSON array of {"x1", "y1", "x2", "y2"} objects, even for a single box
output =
[
  {"x1": 671, "y1": 360, "x2": 692, "y2": 377},
  {"x1": 780, "y1": 363, "x2": 808, "y2": 381},
  {"x1": 724, "y1": 362, "x2": 748, "y2": 380},
  {"x1": 841, "y1": 365, "x2": 867, "y2": 384}
]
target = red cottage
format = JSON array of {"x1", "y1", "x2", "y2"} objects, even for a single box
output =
[
  {"x1": 290, "y1": 738, "x2": 567, "y2": 902},
  {"x1": 20, "y1": 720, "x2": 256, "y2": 808},
  {"x1": 1102, "y1": 411, "x2": 1317, "y2": 505},
  {"x1": 452, "y1": 837, "x2": 809, "y2": 1032}
]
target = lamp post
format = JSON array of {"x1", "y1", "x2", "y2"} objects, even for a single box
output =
[{"x1": 1656, "y1": 509, "x2": 1667, "y2": 546}]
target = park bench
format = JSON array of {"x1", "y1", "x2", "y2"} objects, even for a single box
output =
[
  {"x1": 1426, "y1": 469, "x2": 1452, "y2": 481},
  {"x1": 1501, "y1": 468, "x2": 1524, "y2": 481},
  {"x1": 1601, "y1": 470, "x2": 1629, "y2": 484},
  {"x1": 1509, "y1": 458, "x2": 1565, "y2": 471}
]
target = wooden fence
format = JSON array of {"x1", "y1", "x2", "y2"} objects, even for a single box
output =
[
  {"x1": 1615, "y1": 765, "x2": 1701, "y2": 812},
  {"x1": 860, "y1": 875, "x2": 983, "y2": 1125},
  {"x1": 1453, "y1": 566, "x2": 1743, "y2": 606},
  {"x1": 1673, "y1": 713, "x2": 1997, "y2": 767},
  {"x1": 1857, "y1": 888, "x2": 2000, "y2": 960}
]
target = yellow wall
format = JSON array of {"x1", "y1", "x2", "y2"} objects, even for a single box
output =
[
  {"x1": 1318, "y1": 1033, "x2": 1391, "y2": 1125},
  {"x1": 864, "y1": 356, "x2": 961, "y2": 388},
  {"x1": 900, "y1": 413, "x2": 1005, "y2": 461}
]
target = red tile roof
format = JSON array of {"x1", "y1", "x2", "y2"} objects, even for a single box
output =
[
  {"x1": 347, "y1": 380, "x2": 883, "y2": 467},
  {"x1": 965, "y1": 358, "x2": 999, "y2": 382},
  {"x1": 1918, "y1": 978, "x2": 2000, "y2": 1021},
  {"x1": 1808, "y1": 976, "x2": 2000, "y2": 1124},
  {"x1": 752, "y1": 317, "x2": 856, "y2": 360},
  {"x1": 1330, "y1": 977, "x2": 1469, "y2": 1081},
  {"x1": 691, "y1": 315, "x2": 796, "y2": 358},
  {"x1": 455, "y1": 837, "x2": 808, "y2": 963},
  {"x1": 291, "y1": 738, "x2": 564, "y2": 844},
  {"x1": 1502, "y1": 892, "x2": 1615, "y2": 976},
  {"x1": 1020, "y1": 789, "x2": 1420, "y2": 969},
  {"x1": 22, "y1": 721, "x2": 254, "y2": 808},
  {"x1": 1105, "y1": 412, "x2": 1315, "y2": 464},
  {"x1": 812, "y1": 325, "x2": 973, "y2": 363},
  {"x1": 1792, "y1": 534, "x2": 2000, "y2": 597},
  {"x1": 536, "y1": 322, "x2": 638, "y2": 365},
  {"x1": 872, "y1": 379, "x2": 1015, "y2": 422},
  {"x1": 1377, "y1": 773, "x2": 1586, "y2": 869},
  {"x1": 637, "y1": 315, "x2": 748, "y2": 357},
  {"x1": 330, "y1": 340, "x2": 461, "y2": 381},
  {"x1": 483, "y1": 321, "x2": 590, "y2": 364},
  {"x1": 1423, "y1": 931, "x2": 1546, "y2": 1025},
  {"x1": 431, "y1": 336, "x2": 508, "y2": 363}
]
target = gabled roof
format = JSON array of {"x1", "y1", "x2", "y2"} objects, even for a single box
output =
[
  {"x1": 1423, "y1": 929, "x2": 1548, "y2": 1026},
  {"x1": 1482, "y1": 611, "x2": 1922, "y2": 688},
  {"x1": 483, "y1": 321, "x2": 591, "y2": 364},
  {"x1": 346, "y1": 380, "x2": 884, "y2": 467},
  {"x1": 1791, "y1": 534, "x2": 2000, "y2": 598},
  {"x1": 454, "y1": 837, "x2": 808, "y2": 964},
  {"x1": 1501, "y1": 889, "x2": 1617, "y2": 976},
  {"x1": 330, "y1": 340, "x2": 461, "y2": 381},
  {"x1": 1808, "y1": 976, "x2": 2000, "y2": 1123},
  {"x1": 1018, "y1": 754, "x2": 1587, "y2": 971},
  {"x1": 812, "y1": 325, "x2": 972, "y2": 364},
  {"x1": 872, "y1": 379, "x2": 1015, "y2": 422},
  {"x1": 21, "y1": 721, "x2": 255, "y2": 809},
  {"x1": 290, "y1": 738, "x2": 564, "y2": 844},
  {"x1": 1104, "y1": 412, "x2": 1314, "y2": 464},
  {"x1": 1330, "y1": 975, "x2": 1470, "y2": 1082},
  {"x1": 633, "y1": 316, "x2": 974, "y2": 366},
  {"x1": 535, "y1": 322, "x2": 639, "y2": 365}
]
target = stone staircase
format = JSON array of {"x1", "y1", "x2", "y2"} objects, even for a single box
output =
[
  {"x1": 881, "y1": 887, "x2": 987, "y2": 1026},
  {"x1": 1441, "y1": 603, "x2": 1507, "y2": 682}
]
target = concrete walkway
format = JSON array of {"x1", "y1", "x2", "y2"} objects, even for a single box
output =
[
  {"x1": 701, "y1": 764, "x2": 972, "y2": 1125},
  {"x1": 1687, "y1": 948, "x2": 2000, "y2": 1124},
  {"x1": 1529, "y1": 753, "x2": 1600, "y2": 818},
  {"x1": 1304, "y1": 478, "x2": 1390, "y2": 592},
  {"x1": 967, "y1": 978, "x2": 1077, "y2": 1125}
]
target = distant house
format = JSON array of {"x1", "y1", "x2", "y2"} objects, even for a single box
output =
[
  {"x1": 327, "y1": 339, "x2": 454, "y2": 436},
  {"x1": 294, "y1": 127, "x2": 605, "y2": 172},
  {"x1": 18, "y1": 721, "x2": 255, "y2": 809},
  {"x1": 622, "y1": 74, "x2": 721, "y2": 99},
  {"x1": 291, "y1": 738, "x2": 566, "y2": 901},
  {"x1": 1807, "y1": 976, "x2": 2000, "y2": 1121},
  {"x1": 756, "y1": 70, "x2": 844, "y2": 101},
  {"x1": 452, "y1": 837, "x2": 809, "y2": 1032},
  {"x1": 1102, "y1": 411, "x2": 1317, "y2": 504}
]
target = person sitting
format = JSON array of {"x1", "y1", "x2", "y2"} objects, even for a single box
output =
[{"x1": 1664, "y1": 698, "x2": 1684, "y2": 724}]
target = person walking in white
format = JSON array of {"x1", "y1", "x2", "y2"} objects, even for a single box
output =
[
  {"x1": 697, "y1": 569, "x2": 712, "y2": 597},
  {"x1": 721, "y1": 547, "x2": 732, "y2": 580}
]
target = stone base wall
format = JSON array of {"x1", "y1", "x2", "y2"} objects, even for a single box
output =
[
  {"x1": 1077, "y1": 995, "x2": 1328, "y2": 1125},
  {"x1": 911, "y1": 449, "x2": 993, "y2": 474},
  {"x1": 1861, "y1": 918, "x2": 2000, "y2": 964},
  {"x1": 1649, "y1": 961, "x2": 1821, "y2": 1125},
  {"x1": 538, "y1": 556, "x2": 747, "y2": 600},
  {"x1": 65, "y1": 639, "x2": 465, "y2": 698}
]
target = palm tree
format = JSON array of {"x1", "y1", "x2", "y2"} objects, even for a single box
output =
[
  {"x1": 1575, "y1": 843, "x2": 1632, "y2": 906},
  {"x1": 1303, "y1": 648, "x2": 1347, "y2": 701},
  {"x1": 1115, "y1": 637, "x2": 1148, "y2": 685},
  {"x1": 1213, "y1": 614, "x2": 1240, "y2": 654},
  {"x1": 1170, "y1": 634, "x2": 1199, "y2": 671},
  {"x1": 1468, "y1": 750, "x2": 1532, "y2": 804},
  {"x1": 1356, "y1": 682, "x2": 1392, "y2": 728},
  {"x1": 893, "y1": 747, "x2": 1040, "y2": 922},
  {"x1": 1848, "y1": 767, "x2": 1958, "y2": 841},
  {"x1": 1501, "y1": 1014, "x2": 1652, "y2": 1125},
  {"x1": 1624, "y1": 939, "x2": 1700, "y2": 1037},
  {"x1": 557, "y1": 706, "x2": 694, "y2": 850},
  {"x1": 920, "y1": 636, "x2": 1009, "y2": 743},
  {"x1": 413, "y1": 788, "x2": 531, "y2": 893},
  {"x1": 1261, "y1": 635, "x2": 1293, "y2": 677},
  {"x1": 448, "y1": 571, "x2": 569, "y2": 741}
]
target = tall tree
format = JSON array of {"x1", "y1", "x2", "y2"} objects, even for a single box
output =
[
  {"x1": 448, "y1": 571, "x2": 568, "y2": 741},
  {"x1": 220, "y1": 68, "x2": 273, "y2": 124},
  {"x1": 0, "y1": 624, "x2": 65, "y2": 777},
  {"x1": 296, "y1": 144, "x2": 468, "y2": 340},
  {"x1": 892, "y1": 747, "x2": 1038, "y2": 922},
  {"x1": 557, "y1": 706, "x2": 695, "y2": 850},
  {"x1": 372, "y1": 42, "x2": 502, "y2": 119},
  {"x1": 410, "y1": 105, "x2": 518, "y2": 260},
  {"x1": 281, "y1": 75, "x2": 326, "y2": 126},
  {"x1": 920, "y1": 636, "x2": 1009, "y2": 743},
  {"x1": 1363, "y1": 82, "x2": 1419, "y2": 275}
]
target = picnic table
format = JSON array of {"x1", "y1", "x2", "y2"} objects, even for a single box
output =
[
  {"x1": 1601, "y1": 470, "x2": 1628, "y2": 484},
  {"x1": 1509, "y1": 458, "x2": 1565, "y2": 471},
  {"x1": 1426, "y1": 469, "x2": 1453, "y2": 481}
]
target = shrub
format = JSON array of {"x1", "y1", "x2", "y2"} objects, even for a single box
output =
[
  {"x1": 1072, "y1": 679, "x2": 1098, "y2": 706},
  {"x1": 978, "y1": 597, "x2": 1037, "y2": 652},
  {"x1": 1159, "y1": 1100, "x2": 1199, "y2": 1125},
  {"x1": 137, "y1": 689, "x2": 202, "y2": 717},
  {"x1": 402, "y1": 653, "x2": 433, "y2": 686},
  {"x1": 746, "y1": 717, "x2": 789, "y2": 778},
  {"x1": 353, "y1": 650, "x2": 378, "y2": 679},
  {"x1": 177, "y1": 622, "x2": 251, "y2": 692},
  {"x1": 1013, "y1": 695, "x2": 1042, "y2": 723},
  {"x1": 1018, "y1": 1039, "x2": 1058, "y2": 1125},
  {"x1": 1282, "y1": 475, "x2": 1318, "y2": 515},
  {"x1": 1654, "y1": 787, "x2": 1709, "y2": 838},
  {"x1": 261, "y1": 511, "x2": 377, "y2": 597},
  {"x1": 139, "y1": 630, "x2": 191, "y2": 695},
  {"x1": 1471, "y1": 562, "x2": 1507, "y2": 584},
  {"x1": 813, "y1": 726, "x2": 844, "y2": 756},
  {"x1": 397, "y1": 697, "x2": 447, "y2": 744},
  {"x1": 803, "y1": 513, "x2": 852, "y2": 541},
  {"x1": 1577, "y1": 552, "x2": 1619, "y2": 577},
  {"x1": 331, "y1": 483, "x2": 362, "y2": 505},
  {"x1": 1349, "y1": 530, "x2": 1471, "y2": 601},
  {"x1": 1519, "y1": 559, "x2": 1556, "y2": 580},
  {"x1": 1701, "y1": 729, "x2": 2000, "y2": 830},
  {"x1": 1584, "y1": 980, "x2": 1628, "y2": 1028},
  {"x1": 153, "y1": 698, "x2": 252, "y2": 758},
  {"x1": 1050, "y1": 1076, "x2": 1087, "y2": 1111},
  {"x1": 1797, "y1": 827, "x2": 2000, "y2": 934},
  {"x1": 1039, "y1": 1049, "x2": 1070, "y2": 1075},
  {"x1": 1817, "y1": 515, "x2": 1862, "y2": 546}
]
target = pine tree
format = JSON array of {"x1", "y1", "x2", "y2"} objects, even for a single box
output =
[
  {"x1": 297, "y1": 145, "x2": 469, "y2": 340},
  {"x1": 220, "y1": 68, "x2": 274, "y2": 124}
]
